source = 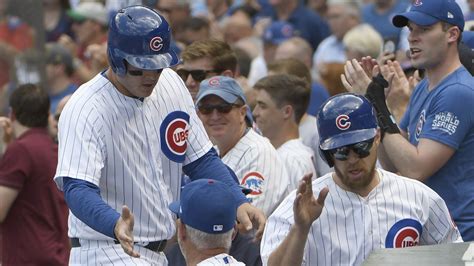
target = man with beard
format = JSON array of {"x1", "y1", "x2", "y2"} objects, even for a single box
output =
[{"x1": 260, "y1": 93, "x2": 462, "y2": 266}]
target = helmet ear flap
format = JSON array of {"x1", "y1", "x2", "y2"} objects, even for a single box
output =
[
  {"x1": 319, "y1": 149, "x2": 334, "y2": 168},
  {"x1": 107, "y1": 48, "x2": 127, "y2": 76}
]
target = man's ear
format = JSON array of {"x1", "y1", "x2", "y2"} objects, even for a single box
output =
[
  {"x1": 447, "y1": 26, "x2": 461, "y2": 44},
  {"x1": 177, "y1": 219, "x2": 187, "y2": 241},
  {"x1": 231, "y1": 223, "x2": 238, "y2": 241},
  {"x1": 281, "y1": 104, "x2": 293, "y2": 120},
  {"x1": 221, "y1": 69, "x2": 235, "y2": 78}
]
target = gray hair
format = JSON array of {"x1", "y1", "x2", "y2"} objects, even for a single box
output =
[
  {"x1": 185, "y1": 224, "x2": 233, "y2": 251},
  {"x1": 343, "y1": 24, "x2": 383, "y2": 59}
]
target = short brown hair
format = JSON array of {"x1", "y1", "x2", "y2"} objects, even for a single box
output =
[
  {"x1": 10, "y1": 84, "x2": 50, "y2": 128},
  {"x1": 253, "y1": 74, "x2": 310, "y2": 123},
  {"x1": 181, "y1": 39, "x2": 237, "y2": 72}
]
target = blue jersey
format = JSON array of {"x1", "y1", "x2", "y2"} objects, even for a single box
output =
[{"x1": 400, "y1": 66, "x2": 474, "y2": 241}]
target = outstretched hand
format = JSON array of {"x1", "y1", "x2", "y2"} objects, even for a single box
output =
[
  {"x1": 293, "y1": 173, "x2": 329, "y2": 229},
  {"x1": 236, "y1": 202, "x2": 266, "y2": 241},
  {"x1": 115, "y1": 206, "x2": 140, "y2": 258}
]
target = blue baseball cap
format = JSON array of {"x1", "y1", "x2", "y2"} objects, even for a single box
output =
[
  {"x1": 168, "y1": 179, "x2": 238, "y2": 234},
  {"x1": 196, "y1": 76, "x2": 254, "y2": 124},
  {"x1": 263, "y1": 21, "x2": 296, "y2": 45},
  {"x1": 392, "y1": 0, "x2": 464, "y2": 31}
]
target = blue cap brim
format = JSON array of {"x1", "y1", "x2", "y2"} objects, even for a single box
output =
[
  {"x1": 168, "y1": 201, "x2": 180, "y2": 215},
  {"x1": 393, "y1": 11, "x2": 439, "y2": 28},
  {"x1": 196, "y1": 89, "x2": 239, "y2": 105},
  {"x1": 320, "y1": 128, "x2": 377, "y2": 150}
]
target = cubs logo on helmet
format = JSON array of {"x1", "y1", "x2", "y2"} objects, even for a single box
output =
[
  {"x1": 336, "y1": 114, "x2": 351, "y2": 130},
  {"x1": 385, "y1": 218, "x2": 422, "y2": 248},
  {"x1": 241, "y1": 172, "x2": 264, "y2": 199},
  {"x1": 160, "y1": 111, "x2": 190, "y2": 162},
  {"x1": 149, "y1": 36, "x2": 163, "y2": 52}
]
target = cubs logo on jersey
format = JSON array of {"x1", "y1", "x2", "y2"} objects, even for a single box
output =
[
  {"x1": 385, "y1": 218, "x2": 422, "y2": 248},
  {"x1": 415, "y1": 110, "x2": 426, "y2": 141},
  {"x1": 241, "y1": 171, "x2": 264, "y2": 199},
  {"x1": 160, "y1": 111, "x2": 190, "y2": 162}
]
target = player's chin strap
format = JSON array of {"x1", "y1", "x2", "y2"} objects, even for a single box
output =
[{"x1": 364, "y1": 74, "x2": 400, "y2": 139}]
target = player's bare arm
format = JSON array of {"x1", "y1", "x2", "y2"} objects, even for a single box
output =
[
  {"x1": 114, "y1": 206, "x2": 140, "y2": 258},
  {"x1": 268, "y1": 173, "x2": 329, "y2": 266}
]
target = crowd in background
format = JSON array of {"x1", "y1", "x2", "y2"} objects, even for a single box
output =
[{"x1": 0, "y1": 0, "x2": 474, "y2": 264}]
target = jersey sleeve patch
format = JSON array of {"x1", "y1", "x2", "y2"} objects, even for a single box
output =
[
  {"x1": 241, "y1": 171, "x2": 264, "y2": 200},
  {"x1": 160, "y1": 111, "x2": 190, "y2": 163},
  {"x1": 385, "y1": 218, "x2": 423, "y2": 248}
]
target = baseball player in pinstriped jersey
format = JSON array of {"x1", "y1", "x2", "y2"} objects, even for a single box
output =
[
  {"x1": 196, "y1": 76, "x2": 291, "y2": 217},
  {"x1": 53, "y1": 6, "x2": 265, "y2": 265},
  {"x1": 261, "y1": 94, "x2": 461, "y2": 266},
  {"x1": 253, "y1": 74, "x2": 316, "y2": 191}
]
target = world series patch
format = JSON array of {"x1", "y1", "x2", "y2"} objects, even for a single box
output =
[
  {"x1": 160, "y1": 111, "x2": 190, "y2": 162},
  {"x1": 385, "y1": 218, "x2": 422, "y2": 248}
]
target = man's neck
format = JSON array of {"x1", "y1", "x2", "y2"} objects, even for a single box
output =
[
  {"x1": 426, "y1": 50, "x2": 462, "y2": 91},
  {"x1": 270, "y1": 122, "x2": 299, "y2": 149},
  {"x1": 12, "y1": 121, "x2": 30, "y2": 139},
  {"x1": 49, "y1": 76, "x2": 72, "y2": 95},
  {"x1": 185, "y1": 248, "x2": 228, "y2": 266},
  {"x1": 274, "y1": 1, "x2": 297, "y2": 20},
  {"x1": 217, "y1": 124, "x2": 247, "y2": 157}
]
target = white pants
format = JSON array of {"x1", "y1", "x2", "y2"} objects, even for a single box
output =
[{"x1": 69, "y1": 239, "x2": 167, "y2": 265}]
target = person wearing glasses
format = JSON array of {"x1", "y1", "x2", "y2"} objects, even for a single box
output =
[
  {"x1": 178, "y1": 39, "x2": 237, "y2": 102},
  {"x1": 260, "y1": 93, "x2": 462, "y2": 266},
  {"x1": 196, "y1": 75, "x2": 290, "y2": 217},
  {"x1": 53, "y1": 6, "x2": 265, "y2": 265}
]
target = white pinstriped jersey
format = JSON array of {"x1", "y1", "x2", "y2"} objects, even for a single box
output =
[
  {"x1": 277, "y1": 139, "x2": 316, "y2": 192},
  {"x1": 261, "y1": 169, "x2": 462, "y2": 266},
  {"x1": 222, "y1": 129, "x2": 290, "y2": 217},
  {"x1": 299, "y1": 114, "x2": 332, "y2": 177},
  {"x1": 54, "y1": 68, "x2": 213, "y2": 243},
  {"x1": 196, "y1": 253, "x2": 245, "y2": 265}
]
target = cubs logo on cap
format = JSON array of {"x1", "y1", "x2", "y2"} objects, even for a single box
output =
[
  {"x1": 413, "y1": 0, "x2": 422, "y2": 7},
  {"x1": 160, "y1": 111, "x2": 190, "y2": 162},
  {"x1": 241, "y1": 172, "x2": 264, "y2": 199},
  {"x1": 385, "y1": 218, "x2": 422, "y2": 248},
  {"x1": 208, "y1": 77, "x2": 220, "y2": 87},
  {"x1": 336, "y1": 114, "x2": 351, "y2": 130},
  {"x1": 150, "y1": 36, "x2": 163, "y2": 52}
]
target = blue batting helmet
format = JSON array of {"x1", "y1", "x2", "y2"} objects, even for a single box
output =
[
  {"x1": 317, "y1": 93, "x2": 378, "y2": 166},
  {"x1": 107, "y1": 5, "x2": 179, "y2": 76}
]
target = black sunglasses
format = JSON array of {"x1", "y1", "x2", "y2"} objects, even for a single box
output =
[
  {"x1": 329, "y1": 138, "x2": 375, "y2": 161},
  {"x1": 176, "y1": 68, "x2": 221, "y2": 82},
  {"x1": 197, "y1": 103, "x2": 242, "y2": 114}
]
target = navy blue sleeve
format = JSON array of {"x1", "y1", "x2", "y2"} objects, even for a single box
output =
[
  {"x1": 183, "y1": 148, "x2": 249, "y2": 205},
  {"x1": 63, "y1": 177, "x2": 120, "y2": 239}
]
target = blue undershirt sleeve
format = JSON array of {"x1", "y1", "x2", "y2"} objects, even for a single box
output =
[
  {"x1": 183, "y1": 148, "x2": 249, "y2": 206},
  {"x1": 63, "y1": 177, "x2": 120, "y2": 239}
]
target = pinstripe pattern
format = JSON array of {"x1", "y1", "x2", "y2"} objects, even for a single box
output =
[
  {"x1": 277, "y1": 139, "x2": 316, "y2": 192},
  {"x1": 69, "y1": 240, "x2": 168, "y2": 265},
  {"x1": 54, "y1": 69, "x2": 212, "y2": 263},
  {"x1": 261, "y1": 169, "x2": 462, "y2": 266},
  {"x1": 196, "y1": 253, "x2": 245, "y2": 265},
  {"x1": 222, "y1": 129, "x2": 291, "y2": 216}
]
